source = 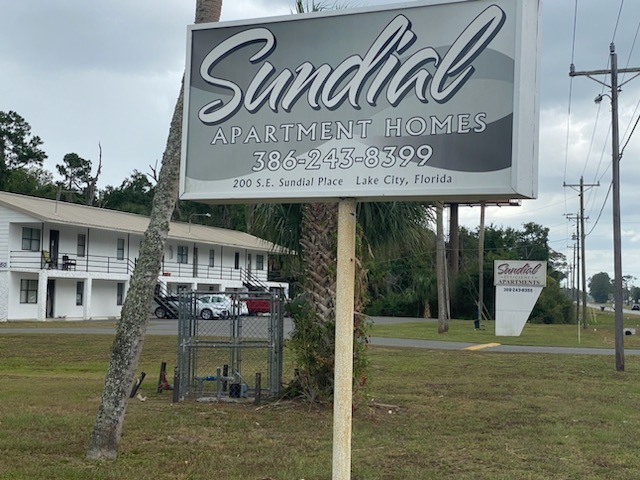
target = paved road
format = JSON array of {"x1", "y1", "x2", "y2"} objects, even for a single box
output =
[
  {"x1": 2, "y1": 316, "x2": 640, "y2": 355},
  {"x1": 368, "y1": 315, "x2": 640, "y2": 355}
]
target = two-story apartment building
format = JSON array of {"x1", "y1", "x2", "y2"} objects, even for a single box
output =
[{"x1": 0, "y1": 191, "x2": 288, "y2": 321}]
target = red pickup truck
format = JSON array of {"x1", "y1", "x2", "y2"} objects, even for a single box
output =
[{"x1": 244, "y1": 298, "x2": 271, "y2": 315}]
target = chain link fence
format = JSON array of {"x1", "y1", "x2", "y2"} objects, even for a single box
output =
[{"x1": 176, "y1": 291, "x2": 288, "y2": 402}]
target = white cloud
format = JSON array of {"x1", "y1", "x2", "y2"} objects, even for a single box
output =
[{"x1": 2, "y1": 0, "x2": 640, "y2": 284}]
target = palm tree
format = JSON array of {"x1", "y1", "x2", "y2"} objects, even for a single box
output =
[
  {"x1": 293, "y1": 1, "x2": 334, "y2": 12},
  {"x1": 254, "y1": 200, "x2": 431, "y2": 401},
  {"x1": 250, "y1": 1, "x2": 434, "y2": 403}
]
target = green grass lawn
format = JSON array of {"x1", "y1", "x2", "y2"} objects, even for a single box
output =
[
  {"x1": 0, "y1": 319, "x2": 118, "y2": 329},
  {"x1": 370, "y1": 307, "x2": 640, "y2": 349},
  {"x1": 2, "y1": 330, "x2": 640, "y2": 479}
]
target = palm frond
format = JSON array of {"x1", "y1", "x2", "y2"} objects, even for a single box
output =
[
  {"x1": 292, "y1": 1, "x2": 355, "y2": 14},
  {"x1": 357, "y1": 201, "x2": 433, "y2": 259},
  {"x1": 252, "y1": 203, "x2": 303, "y2": 254}
]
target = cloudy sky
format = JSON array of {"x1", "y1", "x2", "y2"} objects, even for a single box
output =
[{"x1": 2, "y1": 0, "x2": 640, "y2": 286}]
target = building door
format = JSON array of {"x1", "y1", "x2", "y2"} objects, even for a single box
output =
[
  {"x1": 247, "y1": 253, "x2": 252, "y2": 276},
  {"x1": 46, "y1": 279, "x2": 55, "y2": 318},
  {"x1": 49, "y1": 230, "x2": 60, "y2": 268},
  {"x1": 192, "y1": 246, "x2": 198, "y2": 277}
]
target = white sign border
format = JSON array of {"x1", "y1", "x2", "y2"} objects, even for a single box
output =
[{"x1": 180, "y1": 0, "x2": 541, "y2": 204}]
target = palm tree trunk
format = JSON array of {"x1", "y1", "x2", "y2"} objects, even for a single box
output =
[
  {"x1": 300, "y1": 203, "x2": 338, "y2": 320},
  {"x1": 86, "y1": 0, "x2": 222, "y2": 460},
  {"x1": 289, "y1": 203, "x2": 339, "y2": 400}
]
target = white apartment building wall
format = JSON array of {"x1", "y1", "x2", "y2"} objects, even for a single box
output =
[
  {"x1": 0, "y1": 193, "x2": 286, "y2": 321},
  {"x1": 91, "y1": 279, "x2": 128, "y2": 319},
  {"x1": 6, "y1": 271, "x2": 39, "y2": 320}
]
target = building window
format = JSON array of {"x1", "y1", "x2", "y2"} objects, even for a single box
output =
[
  {"x1": 77, "y1": 234, "x2": 86, "y2": 257},
  {"x1": 76, "y1": 281, "x2": 84, "y2": 306},
  {"x1": 21, "y1": 227, "x2": 40, "y2": 251},
  {"x1": 177, "y1": 246, "x2": 188, "y2": 264},
  {"x1": 209, "y1": 249, "x2": 215, "y2": 267},
  {"x1": 256, "y1": 254, "x2": 265, "y2": 270},
  {"x1": 116, "y1": 238, "x2": 125, "y2": 260},
  {"x1": 234, "y1": 252, "x2": 240, "y2": 270},
  {"x1": 20, "y1": 279, "x2": 38, "y2": 304},
  {"x1": 116, "y1": 283, "x2": 124, "y2": 306}
]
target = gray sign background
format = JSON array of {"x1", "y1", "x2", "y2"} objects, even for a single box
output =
[{"x1": 181, "y1": 0, "x2": 539, "y2": 203}]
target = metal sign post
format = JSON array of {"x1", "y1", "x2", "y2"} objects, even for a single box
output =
[{"x1": 332, "y1": 198, "x2": 357, "y2": 480}]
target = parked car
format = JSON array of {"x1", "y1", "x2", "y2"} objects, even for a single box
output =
[
  {"x1": 154, "y1": 296, "x2": 180, "y2": 319},
  {"x1": 245, "y1": 297, "x2": 271, "y2": 315},
  {"x1": 199, "y1": 294, "x2": 232, "y2": 310},
  {"x1": 154, "y1": 295, "x2": 229, "y2": 320},
  {"x1": 198, "y1": 294, "x2": 250, "y2": 316},
  {"x1": 632, "y1": 304, "x2": 640, "y2": 311},
  {"x1": 197, "y1": 298, "x2": 230, "y2": 320}
]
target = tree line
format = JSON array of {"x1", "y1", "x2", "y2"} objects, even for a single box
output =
[
  {"x1": 1, "y1": 109, "x2": 574, "y2": 325},
  {"x1": 589, "y1": 271, "x2": 639, "y2": 304}
]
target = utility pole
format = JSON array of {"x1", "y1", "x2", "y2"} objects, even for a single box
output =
[
  {"x1": 568, "y1": 249, "x2": 575, "y2": 322},
  {"x1": 566, "y1": 214, "x2": 580, "y2": 327},
  {"x1": 573, "y1": 233, "x2": 580, "y2": 327},
  {"x1": 436, "y1": 201, "x2": 449, "y2": 333},
  {"x1": 449, "y1": 203, "x2": 460, "y2": 275},
  {"x1": 476, "y1": 201, "x2": 486, "y2": 329},
  {"x1": 570, "y1": 43, "x2": 640, "y2": 371},
  {"x1": 564, "y1": 177, "x2": 598, "y2": 329}
]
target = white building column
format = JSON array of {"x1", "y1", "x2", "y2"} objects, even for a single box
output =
[
  {"x1": 0, "y1": 272, "x2": 8, "y2": 321},
  {"x1": 37, "y1": 271, "x2": 48, "y2": 321},
  {"x1": 83, "y1": 277, "x2": 93, "y2": 320}
]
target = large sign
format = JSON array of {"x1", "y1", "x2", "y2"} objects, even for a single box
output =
[
  {"x1": 181, "y1": 0, "x2": 541, "y2": 203},
  {"x1": 494, "y1": 260, "x2": 547, "y2": 287},
  {"x1": 494, "y1": 260, "x2": 546, "y2": 336}
]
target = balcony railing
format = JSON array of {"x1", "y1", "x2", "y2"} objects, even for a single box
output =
[
  {"x1": 9, "y1": 250, "x2": 136, "y2": 275},
  {"x1": 158, "y1": 261, "x2": 269, "y2": 284},
  {"x1": 8, "y1": 250, "x2": 274, "y2": 284}
]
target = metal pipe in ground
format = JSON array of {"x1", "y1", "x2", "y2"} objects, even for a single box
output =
[
  {"x1": 254, "y1": 372, "x2": 262, "y2": 405},
  {"x1": 172, "y1": 368, "x2": 180, "y2": 403}
]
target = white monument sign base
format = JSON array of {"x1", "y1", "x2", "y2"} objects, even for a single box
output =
[
  {"x1": 495, "y1": 285, "x2": 543, "y2": 336},
  {"x1": 494, "y1": 261, "x2": 546, "y2": 337}
]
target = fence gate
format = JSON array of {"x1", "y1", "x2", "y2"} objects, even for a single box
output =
[{"x1": 176, "y1": 291, "x2": 284, "y2": 401}]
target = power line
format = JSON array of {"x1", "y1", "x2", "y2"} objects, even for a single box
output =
[
  {"x1": 564, "y1": 0, "x2": 580, "y2": 184},
  {"x1": 611, "y1": 0, "x2": 625, "y2": 44},
  {"x1": 586, "y1": 180, "x2": 613, "y2": 237},
  {"x1": 620, "y1": 113, "x2": 640, "y2": 156},
  {"x1": 570, "y1": 42, "x2": 640, "y2": 372}
]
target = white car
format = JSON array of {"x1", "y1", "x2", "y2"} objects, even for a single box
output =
[
  {"x1": 154, "y1": 294, "x2": 234, "y2": 320},
  {"x1": 199, "y1": 294, "x2": 248, "y2": 317},
  {"x1": 197, "y1": 298, "x2": 230, "y2": 320},
  {"x1": 199, "y1": 294, "x2": 232, "y2": 309}
]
